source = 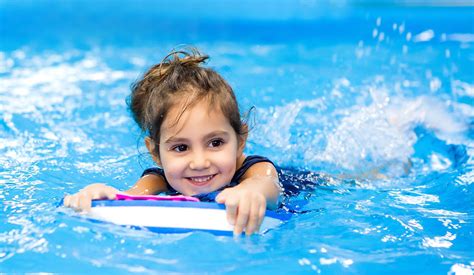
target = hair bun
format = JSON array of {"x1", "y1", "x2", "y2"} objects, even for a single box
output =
[
  {"x1": 178, "y1": 54, "x2": 208, "y2": 66},
  {"x1": 142, "y1": 47, "x2": 209, "y2": 84},
  {"x1": 162, "y1": 47, "x2": 209, "y2": 67}
]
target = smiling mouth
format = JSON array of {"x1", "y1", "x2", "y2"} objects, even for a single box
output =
[{"x1": 186, "y1": 174, "x2": 216, "y2": 186}]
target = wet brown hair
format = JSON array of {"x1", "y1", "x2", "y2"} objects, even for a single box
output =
[{"x1": 127, "y1": 47, "x2": 246, "y2": 155}]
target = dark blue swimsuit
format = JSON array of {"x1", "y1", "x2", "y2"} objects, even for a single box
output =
[{"x1": 141, "y1": 155, "x2": 274, "y2": 202}]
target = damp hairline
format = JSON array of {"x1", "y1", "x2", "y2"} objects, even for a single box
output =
[
  {"x1": 148, "y1": 85, "x2": 243, "y2": 143},
  {"x1": 157, "y1": 89, "x2": 225, "y2": 141}
]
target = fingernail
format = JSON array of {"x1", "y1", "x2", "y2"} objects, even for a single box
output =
[{"x1": 233, "y1": 227, "x2": 241, "y2": 236}]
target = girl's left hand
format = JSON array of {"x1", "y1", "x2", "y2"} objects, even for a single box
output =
[{"x1": 215, "y1": 186, "x2": 267, "y2": 236}]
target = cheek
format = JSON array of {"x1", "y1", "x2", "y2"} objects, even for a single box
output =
[
  {"x1": 216, "y1": 148, "x2": 238, "y2": 174},
  {"x1": 161, "y1": 159, "x2": 188, "y2": 192},
  {"x1": 159, "y1": 154, "x2": 185, "y2": 176}
]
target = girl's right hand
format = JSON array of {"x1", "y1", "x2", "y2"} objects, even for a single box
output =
[{"x1": 63, "y1": 183, "x2": 119, "y2": 212}]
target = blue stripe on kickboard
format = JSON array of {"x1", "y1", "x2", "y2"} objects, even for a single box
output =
[
  {"x1": 138, "y1": 226, "x2": 234, "y2": 236},
  {"x1": 86, "y1": 217, "x2": 284, "y2": 236}
]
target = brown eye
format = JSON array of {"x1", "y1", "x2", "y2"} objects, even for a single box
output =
[
  {"x1": 172, "y1": 144, "x2": 188, "y2": 152},
  {"x1": 209, "y1": 139, "x2": 224, "y2": 148}
]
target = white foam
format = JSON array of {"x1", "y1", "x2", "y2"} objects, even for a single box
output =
[
  {"x1": 456, "y1": 170, "x2": 474, "y2": 186},
  {"x1": 422, "y1": 232, "x2": 456, "y2": 248},
  {"x1": 413, "y1": 29, "x2": 435, "y2": 42},
  {"x1": 452, "y1": 80, "x2": 474, "y2": 97},
  {"x1": 389, "y1": 96, "x2": 466, "y2": 136},
  {"x1": 429, "y1": 77, "x2": 442, "y2": 92},
  {"x1": 254, "y1": 98, "x2": 325, "y2": 149},
  {"x1": 447, "y1": 33, "x2": 474, "y2": 43},
  {"x1": 251, "y1": 80, "x2": 469, "y2": 174},
  {"x1": 391, "y1": 191, "x2": 440, "y2": 206},
  {"x1": 0, "y1": 51, "x2": 138, "y2": 169},
  {"x1": 319, "y1": 257, "x2": 354, "y2": 267},
  {"x1": 418, "y1": 209, "x2": 467, "y2": 218},
  {"x1": 0, "y1": 51, "x2": 133, "y2": 114},
  {"x1": 430, "y1": 153, "x2": 452, "y2": 170},
  {"x1": 448, "y1": 263, "x2": 474, "y2": 275}
]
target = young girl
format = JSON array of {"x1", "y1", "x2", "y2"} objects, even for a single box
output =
[{"x1": 63, "y1": 48, "x2": 282, "y2": 236}]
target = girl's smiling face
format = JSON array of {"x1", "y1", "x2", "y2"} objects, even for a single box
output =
[{"x1": 149, "y1": 99, "x2": 246, "y2": 196}]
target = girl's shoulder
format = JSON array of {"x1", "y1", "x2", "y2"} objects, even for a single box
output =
[
  {"x1": 242, "y1": 155, "x2": 274, "y2": 167},
  {"x1": 231, "y1": 155, "x2": 275, "y2": 183},
  {"x1": 141, "y1": 167, "x2": 165, "y2": 177}
]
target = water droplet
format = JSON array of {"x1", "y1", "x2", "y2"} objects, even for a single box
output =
[
  {"x1": 445, "y1": 49, "x2": 451, "y2": 58},
  {"x1": 378, "y1": 32, "x2": 385, "y2": 42},
  {"x1": 372, "y1": 28, "x2": 378, "y2": 38},
  {"x1": 399, "y1": 23, "x2": 405, "y2": 34}
]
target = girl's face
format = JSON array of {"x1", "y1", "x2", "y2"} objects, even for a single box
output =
[{"x1": 151, "y1": 100, "x2": 246, "y2": 196}]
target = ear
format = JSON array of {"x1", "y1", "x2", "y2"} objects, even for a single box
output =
[
  {"x1": 237, "y1": 124, "x2": 248, "y2": 156},
  {"x1": 145, "y1": 137, "x2": 162, "y2": 167}
]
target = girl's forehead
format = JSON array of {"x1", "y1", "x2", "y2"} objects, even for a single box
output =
[
  {"x1": 167, "y1": 98, "x2": 220, "y2": 121},
  {"x1": 161, "y1": 99, "x2": 228, "y2": 133}
]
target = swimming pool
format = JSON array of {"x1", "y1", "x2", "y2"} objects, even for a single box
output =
[{"x1": 1, "y1": 0, "x2": 473, "y2": 273}]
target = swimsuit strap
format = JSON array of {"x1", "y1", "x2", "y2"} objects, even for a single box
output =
[{"x1": 230, "y1": 155, "x2": 274, "y2": 184}]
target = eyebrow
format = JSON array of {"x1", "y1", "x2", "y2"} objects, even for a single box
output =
[{"x1": 163, "y1": 130, "x2": 230, "y2": 144}]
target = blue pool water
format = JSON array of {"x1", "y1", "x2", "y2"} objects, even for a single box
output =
[{"x1": 1, "y1": 0, "x2": 473, "y2": 273}]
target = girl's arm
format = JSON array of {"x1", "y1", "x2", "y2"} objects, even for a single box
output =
[
  {"x1": 63, "y1": 174, "x2": 168, "y2": 212},
  {"x1": 215, "y1": 161, "x2": 281, "y2": 236},
  {"x1": 124, "y1": 174, "x2": 168, "y2": 195}
]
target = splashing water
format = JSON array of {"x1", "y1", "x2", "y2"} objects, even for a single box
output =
[{"x1": 1, "y1": 1, "x2": 473, "y2": 273}]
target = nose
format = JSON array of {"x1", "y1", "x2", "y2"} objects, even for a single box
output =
[{"x1": 189, "y1": 150, "x2": 211, "y2": 170}]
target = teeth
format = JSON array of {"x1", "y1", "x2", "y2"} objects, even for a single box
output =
[{"x1": 190, "y1": 175, "x2": 213, "y2": 182}]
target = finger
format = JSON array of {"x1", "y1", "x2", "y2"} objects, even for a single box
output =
[
  {"x1": 78, "y1": 192, "x2": 92, "y2": 212},
  {"x1": 63, "y1": 195, "x2": 71, "y2": 207},
  {"x1": 257, "y1": 203, "x2": 266, "y2": 233},
  {"x1": 225, "y1": 197, "x2": 239, "y2": 226},
  {"x1": 246, "y1": 196, "x2": 266, "y2": 235},
  {"x1": 90, "y1": 188, "x2": 106, "y2": 200},
  {"x1": 94, "y1": 187, "x2": 115, "y2": 200},
  {"x1": 215, "y1": 189, "x2": 228, "y2": 203},
  {"x1": 89, "y1": 186, "x2": 116, "y2": 201},
  {"x1": 69, "y1": 195, "x2": 80, "y2": 211},
  {"x1": 245, "y1": 202, "x2": 259, "y2": 236},
  {"x1": 105, "y1": 187, "x2": 118, "y2": 200},
  {"x1": 233, "y1": 198, "x2": 250, "y2": 236}
]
